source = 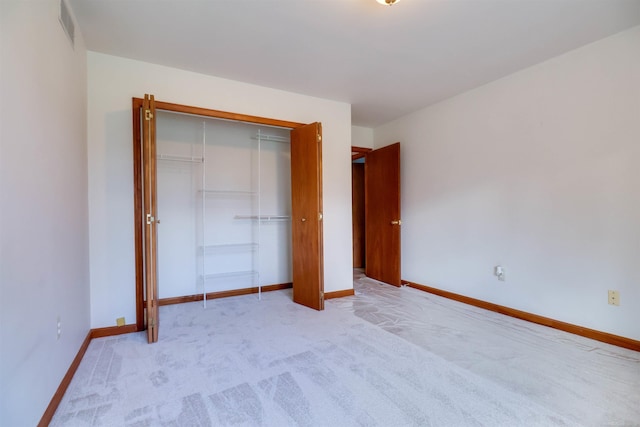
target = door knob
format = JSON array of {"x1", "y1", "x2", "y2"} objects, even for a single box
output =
[
  {"x1": 391, "y1": 220, "x2": 401, "y2": 225},
  {"x1": 301, "y1": 218, "x2": 306, "y2": 222}
]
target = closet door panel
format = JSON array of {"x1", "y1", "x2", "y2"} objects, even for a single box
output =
[
  {"x1": 142, "y1": 94, "x2": 159, "y2": 343},
  {"x1": 291, "y1": 122, "x2": 324, "y2": 311}
]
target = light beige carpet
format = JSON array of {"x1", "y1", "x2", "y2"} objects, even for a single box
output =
[{"x1": 51, "y1": 272, "x2": 640, "y2": 426}]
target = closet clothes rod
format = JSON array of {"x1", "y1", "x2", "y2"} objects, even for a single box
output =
[
  {"x1": 234, "y1": 215, "x2": 291, "y2": 221},
  {"x1": 157, "y1": 154, "x2": 204, "y2": 163}
]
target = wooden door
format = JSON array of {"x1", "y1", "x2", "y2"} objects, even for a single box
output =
[
  {"x1": 142, "y1": 94, "x2": 159, "y2": 343},
  {"x1": 290, "y1": 122, "x2": 324, "y2": 310},
  {"x1": 365, "y1": 143, "x2": 401, "y2": 286}
]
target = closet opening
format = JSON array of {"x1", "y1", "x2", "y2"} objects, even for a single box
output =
[{"x1": 133, "y1": 96, "x2": 324, "y2": 342}]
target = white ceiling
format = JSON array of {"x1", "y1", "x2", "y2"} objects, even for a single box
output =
[{"x1": 69, "y1": 0, "x2": 640, "y2": 127}]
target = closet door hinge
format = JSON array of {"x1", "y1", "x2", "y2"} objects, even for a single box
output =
[
  {"x1": 318, "y1": 212, "x2": 323, "y2": 221},
  {"x1": 149, "y1": 317, "x2": 155, "y2": 328},
  {"x1": 320, "y1": 291, "x2": 324, "y2": 301},
  {"x1": 317, "y1": 133, "x2": 321, "y2": 143},
  {"x1": 146, "y1": 213, "x2": 155, "y2": 225},
  {"x1": 144, "y1": 109, "x2": 153, "y2": 121}
]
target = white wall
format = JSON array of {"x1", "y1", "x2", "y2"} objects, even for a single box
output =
[
  {"x1": 375, "y1": 26, "x2": 640, "y2": 340},
  {"x1": 352, "y1": 125, "x2": 374, "y2": 149},
  {"x1": 0, "y1": 1, "x2": 89, "y2": 425},
  {"x1": 87, "y1": 52, "x2": 353, "y2": 328}
]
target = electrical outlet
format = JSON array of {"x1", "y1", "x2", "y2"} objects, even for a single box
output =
[
  {"x1": 116, "y1": 317, "x2": 125, "y2": 327},
  {"x1": 57, "y1": 316, "x2": 62, "y2": 340},
  {"x1": 494, "y1": 265, "x2": 505, "y2": 281},
  {"x1": 608, "y1": 290, "x2": 620, "y2": 306}
]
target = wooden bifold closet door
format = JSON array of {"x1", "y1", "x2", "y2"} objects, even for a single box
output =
[
  {"x1": 291, "y1": 122, "x2": 324, "y2": 311},
  {"x1": 142, "y1": 94, "x2": 159, "y2": 343}
]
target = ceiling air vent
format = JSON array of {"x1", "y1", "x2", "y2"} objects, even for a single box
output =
[{"x1": 59, "y1": 0, "x2": 75, "y2": 48}]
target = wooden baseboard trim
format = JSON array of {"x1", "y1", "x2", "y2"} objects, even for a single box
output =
[
  {"x1": 38, "y1": 331, "x2": 92, "y2": 427},
  {"x1": 260, "y1": 283, "x2": 293, "y2": 292},
  {"x1": 325, "y1": 289, "x2": 355, "y2": 299},
  {"x1": 403, "y1": 280, "x2": 640, "y2": 352},
  {"x1": 91, "y1": 324, "x2": 139, "y2": 339},
  {"x1": 39, "y1": 323, "x2": 144, "y2": 424},
  {"x1": 39, "y1": 281, "x2": 292, "y2": 424},
  {"x1": 158, "y1": 283, "x2": 293, "y2": 306}
]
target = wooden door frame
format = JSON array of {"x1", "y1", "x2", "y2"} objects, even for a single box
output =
[
  {"x1": 352, "y1": 146, "x2": 372, "y2": 161},
  {"x1": 132, "y1": 97, "x2": 306, "y2": 330}
]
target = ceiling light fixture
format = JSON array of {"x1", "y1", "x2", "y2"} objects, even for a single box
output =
[{"x1": 376, "y1": 0, "x2": 400, "y2": 5}]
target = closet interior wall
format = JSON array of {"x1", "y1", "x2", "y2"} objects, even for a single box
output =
[{"x1": 155, "y1": 110, "x2": 292, "y2": 302}]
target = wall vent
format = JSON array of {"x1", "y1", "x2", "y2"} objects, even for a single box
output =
[{"x1": 59, "y1": 0, "x2": 75, "y2": 48}]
